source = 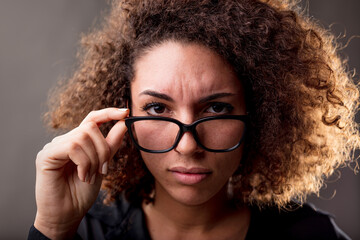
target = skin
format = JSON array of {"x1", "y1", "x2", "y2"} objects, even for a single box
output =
[
  {"x1": 34, "y1": 41, "x2": 250, "y2": 240},
  {"x1": 34, "y1": 108, "x2": 129, "y2": 239},
  {"x1": 132, "y1": 41, "x2": 250, "y2": 240}
]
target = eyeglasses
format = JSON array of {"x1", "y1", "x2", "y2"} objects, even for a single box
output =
[{"x1": 125, "y1": 115, "x2": 248, "y2": 153}]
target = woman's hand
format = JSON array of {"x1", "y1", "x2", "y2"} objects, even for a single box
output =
[{"x1": 34, "y1": 108, "x2": 129, "y2": 239}]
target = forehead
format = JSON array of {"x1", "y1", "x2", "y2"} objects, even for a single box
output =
[{"x1": 131, "y1": 41, "x2": 242, "y2": 97}]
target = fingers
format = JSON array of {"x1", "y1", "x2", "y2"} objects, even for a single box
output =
[
  {"x1": 81, "y1": 108, "x2": 129, "y2": 173},
  {"x1": 68, "y1": 142, "x2": 92, "y2": 182},
  {"x1": 75, "y1": 122, "x2": 106, "y2": 182},
  {"x1": 80, "y1": 108, "x2": 129, "y2": 177},
  {"x1": 38, "y1": 108, "x2": 130, "y2": 184},
  {"x1": 40, "y1": 127, "x2": 100, "y2": 184},
  {"x1": 106, "y1": 119, "x2": 128, "y2": 157},
  {"x1": 80, "y1": 108, "x2": 129, "y2": 126},
  {"x1": 39, "y1": 135, "x2": 94, "y2": 183}
]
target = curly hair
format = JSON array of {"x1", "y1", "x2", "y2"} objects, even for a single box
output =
[{"x1": 46, "y1": 0, "x2": 360, "y2": 207}]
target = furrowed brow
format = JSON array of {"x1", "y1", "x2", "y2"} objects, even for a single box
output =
[{"x1": 139, "y1": 90, "x2": 174, "y2": 102}]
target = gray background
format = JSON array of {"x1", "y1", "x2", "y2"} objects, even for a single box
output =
[{"x1": 0, "y1": 1, "x2": 359, "y2": 239}]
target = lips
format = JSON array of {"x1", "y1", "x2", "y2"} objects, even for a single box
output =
[{"x1": 169, "y1": 167, "x2": 212, "y2": 185}]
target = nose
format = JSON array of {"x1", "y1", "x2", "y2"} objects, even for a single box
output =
[{"x1": 174, "y1": 130, "x2": 202, "y2": 155}]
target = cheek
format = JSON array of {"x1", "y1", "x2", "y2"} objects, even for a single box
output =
[
  {"x1": 214, "y1": 146, "x2": 243, "y2": 177},
  {"x1": 140, "y1": 152, "x2": 165, "y2": 178}
]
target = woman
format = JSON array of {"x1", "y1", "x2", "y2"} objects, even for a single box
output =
[{"x1": 29, "y1": 0, "x2": 359, "y2": 239}]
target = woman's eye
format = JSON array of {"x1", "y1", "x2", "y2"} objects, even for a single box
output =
[
  {"x1": 206, "y1": 102, "x2": 233, "y2": 114},
  {"x1": 142, "y1": 102, "x2": 167, "y2": 115}
]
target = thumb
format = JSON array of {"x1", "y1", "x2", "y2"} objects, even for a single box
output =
[{"x1": 106, "y1": 119, "x2": 128, "y2": 157}]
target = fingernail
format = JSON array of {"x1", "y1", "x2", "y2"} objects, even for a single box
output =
[
  {"x1": 90, "y1": 173, "x2": 96, "y2": 185},
  {"x1": 118, "y1": 108, "x2": 128, "y2": 112},
  {"x1": 85, "y1": 172, "x2": 89, "y2": 182},
  {"x1": 102, "y1": 162, "x2": 108, "y2": 175}
]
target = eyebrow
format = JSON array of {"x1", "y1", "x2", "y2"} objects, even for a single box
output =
[
  {"x1": 139, "y1": 90, "x2": 174, "y2": 102},
  {"x1": 198, "y1": 92, "x2": 236, "y2": 103},
  {"x1": 139, "y1": 90, "x2": 236, "y2": 103}
]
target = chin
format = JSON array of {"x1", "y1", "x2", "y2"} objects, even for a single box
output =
[
  {"x1": 172, "y1": 190, "x2": 213, "y2": 206},
  {"x1": 162, "y1": 183, "x2": 227, "y2": 207}
]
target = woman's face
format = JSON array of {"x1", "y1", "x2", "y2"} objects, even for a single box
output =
[{"x1": 131, "y1": 41, "x2": 246, "y2": 206}]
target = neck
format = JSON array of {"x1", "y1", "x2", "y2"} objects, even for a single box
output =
[{"x1": 142, "y1": 182, "x2": 250, "y2": 239}]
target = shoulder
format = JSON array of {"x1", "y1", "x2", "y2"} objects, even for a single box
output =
[
  {"x1": 245, "y1": 202, "x2": 350, "y2": 240},
  {"x1": 77, "y1": 193, "x2": 150, "y2": 240}
]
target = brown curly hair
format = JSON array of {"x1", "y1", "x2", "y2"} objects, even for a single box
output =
[{"x1": 46, "y1": 0, "x2": 360, "y2": 207}]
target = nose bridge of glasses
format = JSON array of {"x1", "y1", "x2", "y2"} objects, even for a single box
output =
[
  {"x1": 173, "y1": 121, "x2": 198, "y2": 145},
  {"x1": 181, "y1": 121, "x2": 196, "y2": 133},
  {"x1": 173, "y1": 121, "x2": 201, "y2": 153}
]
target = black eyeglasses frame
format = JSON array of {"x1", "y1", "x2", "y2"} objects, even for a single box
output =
[{"x1": 124, "y1": 115, "x2": 248, "y2": 153}]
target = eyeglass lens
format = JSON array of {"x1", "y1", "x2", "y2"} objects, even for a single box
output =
[{"x1": 130, "y1": 118, "x2": 245, "y2": 152}]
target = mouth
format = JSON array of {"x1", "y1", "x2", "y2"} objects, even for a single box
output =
[{"x1": 169, "y1": 167, "x2": 212, "y2": 185}]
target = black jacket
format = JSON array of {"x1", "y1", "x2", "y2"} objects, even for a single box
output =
[{"x1": 29, "y1": 195, "x2": 350, "y2": 240}]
